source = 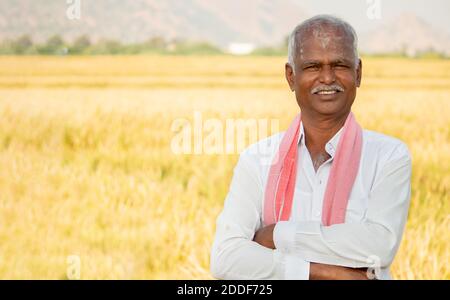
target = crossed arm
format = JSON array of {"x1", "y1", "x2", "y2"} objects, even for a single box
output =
[
  {"x1": 210, "y1": 146, "x2": 411, "y2": 280},
  {"x1": 252, "y1": 224, "x2": 369, "y2": 279}
]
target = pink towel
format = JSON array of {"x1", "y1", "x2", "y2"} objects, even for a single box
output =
[{"x1": 263, "y1": 112, "x2": 362, "y2": 226}]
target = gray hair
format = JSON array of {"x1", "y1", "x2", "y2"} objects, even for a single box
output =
[{"x1": 287, "y1": 15, "x2": 359, "y2": 72}]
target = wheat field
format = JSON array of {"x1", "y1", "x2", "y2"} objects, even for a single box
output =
[{"x1": 0, "y1": 55, "x2": 448, "y2": 279}]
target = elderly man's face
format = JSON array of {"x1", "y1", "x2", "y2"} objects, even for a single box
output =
[{"x1": 286, "y1": 25, "x2": 362, "y2": 118}]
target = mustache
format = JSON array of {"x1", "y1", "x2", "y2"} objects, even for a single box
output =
[{"x1": 311, "y1": 84, "x2": 345, "y2": 94}]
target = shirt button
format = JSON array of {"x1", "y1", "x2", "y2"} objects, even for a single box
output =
[
  {"x1": 315, "y1": 210, "x2": 321, "y2": 217},
  {"x1": 326, "y1": 145, "x2": 334, "y2": 155}
]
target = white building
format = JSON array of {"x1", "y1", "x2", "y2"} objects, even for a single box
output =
[{"x1": 227, "y1": 43, "x2": 256, "y2": 55}]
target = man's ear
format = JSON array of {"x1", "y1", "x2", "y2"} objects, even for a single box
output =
[
  {"x1": 285, "y1": 63, "x2": 295, "y2": 92},
  {"x1": 356, "y1": 59, "x2": 362, "y2": 88}
]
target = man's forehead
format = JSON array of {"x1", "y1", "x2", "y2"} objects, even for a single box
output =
[
  {"x1": 298, "y1": 55, "x2": 354, "y2": 65},
  {"x1": 297, "y1": 26, "x2": 354, "y2": 59},
  {"x1": 300, "y1": 36, "x2": 354, "y2": 53},
  {"x1": 299, "y1": 27, "x2": 353, "y2": 47},
  {"x1": 300, "y1": 23, "x2": 351, "y2": 40},
  {"x1": 297, "y1": 46, "x2": 355, "y2": 65}
]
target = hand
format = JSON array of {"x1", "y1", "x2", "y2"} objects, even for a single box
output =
[
  {"x1": 310, "y1": 263, "x2": 369, "y2": 280},
  {"x1": 252, "y1": 224, "x2": 276, "y2": 249}
]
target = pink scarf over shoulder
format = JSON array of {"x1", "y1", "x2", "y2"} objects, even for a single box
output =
[{"x1": 263, "y1": 112, "x2": 363, "y2": 226}]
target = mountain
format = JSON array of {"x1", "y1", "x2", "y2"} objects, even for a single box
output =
[
  {"x1": 359, "y1": 13, "x2": 450, "y2": 56},
  {"x1": 0, "y1": 0, "x2": 308, "y2": 47},
  {"x1": 0, "y1": 1, "x2": 449, "y2": 56}
]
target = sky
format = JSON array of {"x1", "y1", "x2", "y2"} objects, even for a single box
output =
[{"x1": 296, "y1": 0, "x2": 450, "y2": 35}]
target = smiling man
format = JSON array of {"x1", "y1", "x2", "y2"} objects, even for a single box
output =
[{"x1": 210, "y1": 15, "x2": 412, "y2": 280}]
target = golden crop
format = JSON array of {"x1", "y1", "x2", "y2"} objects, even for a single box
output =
[{"x1": 0, "y1": 55, "x2": 448, "y2": 279}]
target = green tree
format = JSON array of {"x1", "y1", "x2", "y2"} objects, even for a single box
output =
[
  {"x1": 70, "y1": 35, "x2": 91, "y2": 54},
  {"x1": 11, "y1": 35, "x2": 33, "y2": 54},
  {"x1": 37, "y1": 35, "x2": 66, "y2": 55},
  {"x1": 87, "y1": 39, "x2": 123, "y2": 54}
]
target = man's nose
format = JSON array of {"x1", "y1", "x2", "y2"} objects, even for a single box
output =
[{"x1": 318, "y1": 65, "x2": 336, "y2": 84}]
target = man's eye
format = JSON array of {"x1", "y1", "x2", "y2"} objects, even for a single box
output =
[
  {"x1": 335, "y1": 64, "x2": 349, "y2": 69},
  {"x1": 304, "y1": 65, "x2": 319, "y2": 70}
]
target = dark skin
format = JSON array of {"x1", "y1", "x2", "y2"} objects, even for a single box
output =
[{"x1": 253, "y1": 23, "x2": 367, "y2": 280}]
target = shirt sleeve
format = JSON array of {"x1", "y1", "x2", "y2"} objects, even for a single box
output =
[
  {"x1": 273, "y1": 144, "x2": 412, "y2": 270},
  {"x1": 210, "y1": 150, "x2": 310, "y2": 280}
]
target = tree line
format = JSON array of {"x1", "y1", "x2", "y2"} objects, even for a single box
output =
[
  {"x1": 0, "y1": 34, "x2": 228, "y2": 55},
  {"x1": 2, "y1": 34, "x2": 444, "y2": 58}
]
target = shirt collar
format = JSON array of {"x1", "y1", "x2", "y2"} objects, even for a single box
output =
[{"x1": 297, "y1": 121, "x2": 343, "y2": 158}]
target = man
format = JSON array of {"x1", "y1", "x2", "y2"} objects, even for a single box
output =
[{"x1": 210, "y1": 15, "x2": 412, "y2": 280}]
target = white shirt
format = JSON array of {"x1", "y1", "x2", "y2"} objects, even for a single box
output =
[{"x1": 210, "y1": 122, "x2": 412, "y2": 280}]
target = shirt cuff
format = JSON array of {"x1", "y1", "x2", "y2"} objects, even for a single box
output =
[{"x1": 273, "y1": 221, "x2": 297, "y2": 253}]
